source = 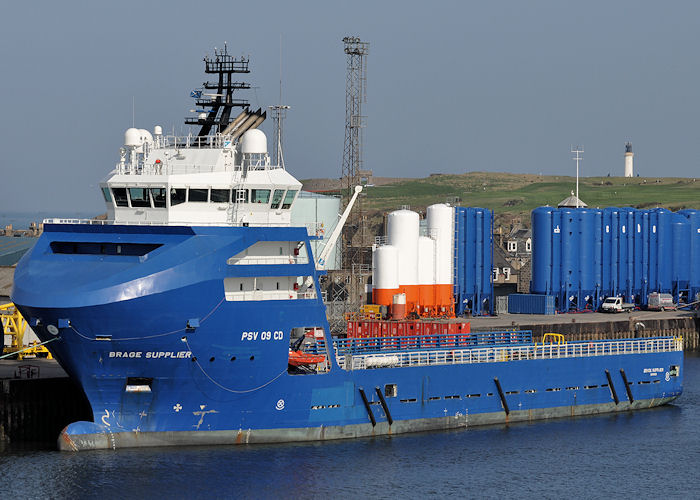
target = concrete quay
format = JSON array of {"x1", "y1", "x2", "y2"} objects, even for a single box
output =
[{"x1": 469, "y1": 310, "x2": 700, "y2": 349}]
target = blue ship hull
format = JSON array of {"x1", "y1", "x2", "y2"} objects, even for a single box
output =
[{"x1": 12, "y1": 224, "x2": 683, "y2": 451}]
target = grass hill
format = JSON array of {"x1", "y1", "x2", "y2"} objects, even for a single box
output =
[
  {"x1": 357, "y1": 172, "x2": 700, "y2": 222},
  {"x1": 302, "y1": 172, "x2": 700, "y2": 229}
]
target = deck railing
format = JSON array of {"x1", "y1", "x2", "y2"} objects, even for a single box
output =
[
  {"x1": 332, "y1": 336, "x2": 682, "y2": 371},
  {"x1": 334, "y1": 330, "x2": 533, "y2": 354},
  {"x1": 43, "y1": 218, "x2": 324, "y2": 237}
]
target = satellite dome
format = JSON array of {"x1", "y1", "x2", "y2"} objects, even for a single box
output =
[
  {"x1": 240, "y1": 129, "x2": 267, "y2": 154},
  {"x1": 124, "y1": 128, "x2": 141, "y2": 147},
  {"x1": 138, "y1": 129, "x2": 154, "y2": 145}
]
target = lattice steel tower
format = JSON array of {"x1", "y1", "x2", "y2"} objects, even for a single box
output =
[{"x1": 341, "y1": 36, "x2": 369, "y2": 272}]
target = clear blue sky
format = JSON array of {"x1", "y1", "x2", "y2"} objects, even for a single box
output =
[{"x1": 1, "y1": 1, "x2": 698, "y2": 214}]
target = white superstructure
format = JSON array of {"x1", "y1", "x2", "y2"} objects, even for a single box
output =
[{"x1": 99, "y1": 127, "x2": 301, "y2": 226}]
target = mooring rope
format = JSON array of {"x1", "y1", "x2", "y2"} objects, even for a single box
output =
[
  {"x1": 184, "y1": 337, "x2": 287, "y2": 394},
  {"x1": 69, "y1": 296, "x2": 226, "y2": 342},
  {"x1": 0, "y1": 337, "x2": 60, "y2": 360}
]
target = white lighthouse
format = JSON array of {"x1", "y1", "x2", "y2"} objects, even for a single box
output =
[{"x1": 624, "y1": 142, "x2": 634, "y2": 177}]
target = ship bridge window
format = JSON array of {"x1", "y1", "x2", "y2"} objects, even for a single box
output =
[
  {"x1": 170, "y1": 188, "x2": 186, "y2": 206},
  {"x1": 112, "y1": 188, "x2": 128, "y2": 207},
  {"x1": 150, "y1": 188, "x2": 166, "y2": 208},
  {"x1": 101, "y1": 187, "x2": 112, "y2": 203},
  {"x1": 129, "y1": 188, "x2": 151, "y2": 208},
  {"x1": 251, "y1": 189, "x2": 271, "y2": 204},
  {"x1": 188, "y1": 188, "x2": 208, "y2": 202},
  {"x1": 211, "y1": 189, "x2": 230, "y2": 203},
  {"x1": 232, "y1": 189, "x2": 249, "y2": 203},
  {"x1": 282, "y1": 190, "x2": 297, "y2": 209},
  {"x1": 271, "y1": 189, "x2": 285, "y2": 209}
]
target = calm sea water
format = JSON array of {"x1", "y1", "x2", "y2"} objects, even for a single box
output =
[{"x1": 2, "y1": 354, "x2": 699, "y2": 499}]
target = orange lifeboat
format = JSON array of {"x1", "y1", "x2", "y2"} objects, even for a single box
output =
[{"x1": 288, "y1": 350, "x2": 326, "y2": 367}]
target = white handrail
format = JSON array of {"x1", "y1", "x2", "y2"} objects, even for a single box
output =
[
  {"x1": 43, "y1": 218, "x2": 324, "y2": 236},
  {"x1": 337, "y1": 337, "x2": 682, "y2": 371}
]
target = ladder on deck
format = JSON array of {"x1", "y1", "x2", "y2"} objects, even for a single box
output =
[{"x1": 227, "y1": 185, "x2": 247, "y2": 224}]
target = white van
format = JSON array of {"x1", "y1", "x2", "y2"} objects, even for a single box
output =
[
  {"x1": 647, "y1": 293, "x2": 676, "y2": 311},
  {"x1": 601, "y1": 297, "x2": 635, "y2": 313}
]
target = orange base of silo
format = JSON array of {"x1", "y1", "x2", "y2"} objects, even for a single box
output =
[
  {"x1": 373, "y1": 288, "x2": 400, "y2": 308},
  {"x1": 413, "y1": 284, "x2": 455, "y2": 318}
]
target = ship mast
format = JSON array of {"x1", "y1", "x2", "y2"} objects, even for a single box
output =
[{"x1": 185, "y1": 44, "x2": 252, "y2": 137}]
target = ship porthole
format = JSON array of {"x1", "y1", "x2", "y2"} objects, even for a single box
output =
[
  {"x1": 250, "y1": 355, "x2": 255, "y2": 361},
  {"x1": 230, "y1": 356, "x2": 236, "y2": 362},
  {"x1": 191, "y1": 356, "x2": 197, "y2": 362},
  {"x1": 209, "y1": 357, "x2": 215, "y2": 362}
]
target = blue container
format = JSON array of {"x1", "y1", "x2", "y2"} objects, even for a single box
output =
[
  {"x1": 454, "y1": 207, "x2": 494, "y2": 316},
  {"x1": 507, "y1": 294, "x2": 555, "y2": 315}
]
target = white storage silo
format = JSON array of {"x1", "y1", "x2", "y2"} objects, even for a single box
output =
[
  {"x1": 372, "y1": 245, "x2": 400, "y2": 306},
  {"x1": 427, "y1": 203, "x2": 455, "y2": 314},
  {"x1": 417, "y1": 235, "x2": 436, "y2": 314},
  {"x1": 387, "y1": 209, "x2": 420, "y2": 309}
]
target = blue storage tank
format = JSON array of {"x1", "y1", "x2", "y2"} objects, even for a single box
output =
[
  {"x1": 617, "y1": 207, "x2": 633, "y2": 301},
  {"x1": 508, "y1": 294, "x2": 555, "y2": 315},
  {"x1": 531, "y1": 205, "x2": 694, "y2": 311},
  {"x1": 560, "y1": 208, "x2": 579, "y2": 311},
  {"x1": 679, "y1": 209, "x2": 700, "y2": 302},
  {"x1": 592, "y1": 209, "x2": 603, "y2": 307},
  {"x1": 624, "y1": 208, "x2": 639, "y2": 301},
  {"x1": 655, "y1": 208, "x2": 673, "y2": 294},
  {"x1": 634, "y1": 210, "x2": 650, "y2": 304},
  {"x1": 647, "y1": 209, "x2": 659, "y2": 293},
  {"x1": 578, "y1": 208, "x2": 597, "y2": 309},
  {"x1": 454, "y1": 207, "x2": 494, "y2": 316},
  {"x1": 602, "y1": 207, "x2": 620, "y2": 297},
  {"x1": 671, "y1": 213, "x2": 690, "y2": 302},
  {"x1": 531, "y1": 206, "x2": 554, "y2": 295}
]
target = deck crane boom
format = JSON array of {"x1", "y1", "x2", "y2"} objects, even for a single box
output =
[
  {"x1": 300, "y1": 185, "x2": 362, "y2": 295},
  {"x1": 317, "y1": 185, "x2": 363, "y2": 269}
]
